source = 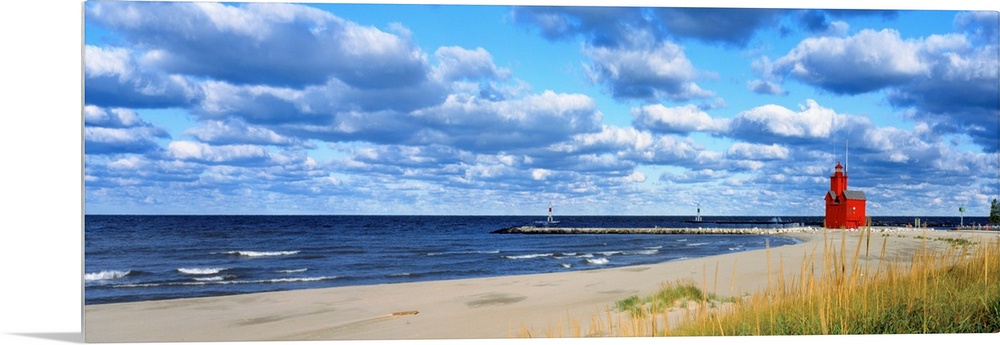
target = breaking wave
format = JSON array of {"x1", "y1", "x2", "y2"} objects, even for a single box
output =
[
  {"x1": 177, "y1": 268, "x2": 227, "y2": 275},
  {"x1": 85, "y1": 270, "x2": 131, "y2": 281},
  {"x1": 586, "y1": 258, "x2": 609, "y2": 265},
  {"x1": 223, "y1": 250, "x2": 300, "y2": 257},
  {"x1": 503, "y1": 253, "x2": 554, "y2": 259}
]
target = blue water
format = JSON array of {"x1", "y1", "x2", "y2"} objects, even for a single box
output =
[{"x1": 83, "y1": 215, "x2": 974, "y2": 305}]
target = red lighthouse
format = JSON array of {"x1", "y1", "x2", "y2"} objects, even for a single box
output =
[{"x1": 824, "y1": 162, "x2": 867, "y2": 229}]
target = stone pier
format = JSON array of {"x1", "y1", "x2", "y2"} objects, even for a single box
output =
[{"x1": 490, "y1": 226, "x2": 817, "y2": 235}]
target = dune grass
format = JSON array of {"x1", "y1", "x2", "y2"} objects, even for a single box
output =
[
  {"x1": 516, "y1": 225, "x2": 1000, "y2": 337},
  {"x1": 671, "y1": 231, "x2": 1000, "y2": 336},
  {"x1": 613, "y1": 279, "x2": 733, "y2": 317}
]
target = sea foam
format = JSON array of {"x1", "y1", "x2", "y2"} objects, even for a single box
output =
[
  {"x1": 503, "y1": 253, "x2": 554, "y2": 259},
  {"x1": 224, "y1": 250, "x2": 300, "y2": 257},
  {"x1": 178, "y1": 267, "x2": 227, "y2": 275},
  {"x1": 85, "y1": 270, "x2": 131, "y2": 281},
  {"x1": 586, "y1": 258, "x2": 609, "y2": 265}
]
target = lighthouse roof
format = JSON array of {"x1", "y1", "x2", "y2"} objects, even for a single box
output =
[{"x1": 843, "y1": 190, "x2": 866, "y2": 200}]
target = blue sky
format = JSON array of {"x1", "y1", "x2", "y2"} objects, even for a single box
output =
[{"x1": 80, "y1": 1, "x2": 1000, "y2": 216}]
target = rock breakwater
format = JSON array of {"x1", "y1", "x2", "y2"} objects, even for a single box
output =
[{"x1": 490, "y1": 226, "x2": 817, "y2": 235}]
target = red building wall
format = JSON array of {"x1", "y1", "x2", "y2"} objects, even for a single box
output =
[
  {"x1": 844, "y1": 199, "x2": 866, "y2": 228},
  {"x1": 824, "y1": 162, "x2": 866, "y2": 229}
]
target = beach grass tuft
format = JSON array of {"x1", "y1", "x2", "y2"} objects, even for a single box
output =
[{"x1": 613, "y1": 279, "x2": 733, "y2": 318}]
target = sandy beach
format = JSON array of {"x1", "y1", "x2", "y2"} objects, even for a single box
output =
[{"x1": 84, "y1": 227, "x2": 1000, "y2": 342}]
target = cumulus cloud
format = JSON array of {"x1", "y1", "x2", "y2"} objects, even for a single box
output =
[
  {"x1": 165, "y1": 141, "x2": 274, "y2": 166},
  {"x1": 632, "y1": 104, "x2": 729, "y2": 134},
  {"x1": 884, "y1": 33, "x2": 999, "y2": 151},
  {"x1": 747, "y1": 56, "x2": 789, "y2": 95},
  {"x1": 410, "y1": 90, "x2": 603, "y2": 152},
  {"x1": 84, "y1": 106, "x2": 170, "y2": 154},
  {"x1": 433, "y1": 46, "x2": 511, "y2": 82},
  {"x1": 513, "y1": 6, "x2": 785, "y2": 48},
  {"x1": 82, "y1": 4, "x2": 998, "y2": 215},
  {"x1": 792, "y1": 9, "x2": 898, "y2": 34},
  {"x1": 764, "y1": 17, "x2": 999, "y2": 151},
  {"x1": 510, "y1": 6, "x2": 653, "y2": 47},
  {"x1": 184, "y1": 119, "x2": 311, "y2": 147},
  {"x1": 661, "y1": 168, "x2": 732, "y2": 184},
  {"x1": 726, "y1": 143, "x2": 790, "y2": 161},
  {"x1": 652, "y1": 8, "x2": 783, "y2": 47},
  {"x1": 583, "y1": 40, "x2": 714, "y2": 102},
  {"x1": 84, "y1": 45, "x2": 201, "y2": 108},
  {"x1": 773, "y1": 29, "x2": 932, "y2": 95},
  {"x1": 955, "y1": 11, "x2": 1000, "y2": 44},
  {"x1": 344, "y1": 144, "x2": 470, "y2": 172},
  {"x1": 746, "y1": 79, "x2": 787, "y2": 95},
  {"x1": 562, "y1": 125, "x2": 719, "y2": 168},
  {"x1": 87, "y1": 2, "x2": 430, "y2": 89},
  {"x1": 513, "y1": 6, "x2": 729, "y2": 102},
  {"x1": 728, "y1": 99, "x2": 869, "y2": 143}
]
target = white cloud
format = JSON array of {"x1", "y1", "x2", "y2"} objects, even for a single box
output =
[
  {"x1": 532, "y1": 168, "x2": 553, "y2": 180},
  {"x1": 774, "y1": 29, "x2": 930, "y2": 94},
  {"x1": 746, "y1": 79, "x2": 787, "y2": 95},
  {"x1": 185, "y1": 120, "x2": 306, "y2": 147},
  {"x1": 84, "y1": 106, "x2": 170, "y2": 154},
  {"x1": 411, "y1": 90, "x2": 602, "y2": 151},
  {"x1": 583, "y1": 40, "x2": 714, "y2": 102},
  {"x1": 84, "y1": 46, "x2": 133, "y2": 79},
  {"x1": 726, "y1": 142, "x2": 790, "y2": 160},
  {"x1": 433, "y1": 46, "x2": 511, "y2": 82},
  {"x1": 166, "y1": 141, "x2": 270, "y2": 164},
  {"x1": 621, "y1": 171, "x2": 646, "y2": 183},
  {"x1": 87, "y1": 1, "x2": 431, "y2": 89},
  {"x1": 82, "y1": 5, "x2": 1000, "y2": 216},
  {"x1": 84, "y1": 106, "x2": 144, "y2": 128},
  {"x1": 632, "y1": 104, "x2": 729, "y2": 134},
  {"x1": 729, "y1": 99, "x2": 843, "y2": 139}
]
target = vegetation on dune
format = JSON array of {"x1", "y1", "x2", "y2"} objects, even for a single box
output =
[
  {"x1": 613, "y1": 279, "x2": 733, "y2": 317},
  {"x1": 516, "y1": 225, "x2": 1000, "y2": 337}
]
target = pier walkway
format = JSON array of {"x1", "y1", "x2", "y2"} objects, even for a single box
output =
[{"x1": 491, "y1": 226, "x2": 816, "y2": 235}]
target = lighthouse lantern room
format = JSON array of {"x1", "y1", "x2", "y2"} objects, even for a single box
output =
[{"x1": 824, "y1": 162, "x2": 867, "y2": 229}]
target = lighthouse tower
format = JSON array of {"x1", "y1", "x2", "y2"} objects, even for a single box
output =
[{"x1": 824, "y1": 162, "x2": 867, "y2": 229}]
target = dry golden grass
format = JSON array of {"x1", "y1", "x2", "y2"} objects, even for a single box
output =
[{"x1": 515, "y1": 223, "x2": 1000, "y2": 337}]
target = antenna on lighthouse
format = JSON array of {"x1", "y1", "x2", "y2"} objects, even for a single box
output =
[{"x1": 845, "y1": 139, "x2": 849, "y2": 174}]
